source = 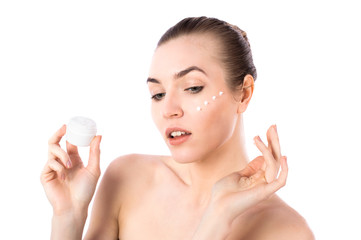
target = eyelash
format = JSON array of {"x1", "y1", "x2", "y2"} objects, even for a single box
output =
[
  {"x1": 151, "y1": 86, "x2": 204, "y2": 101},
  {"x1": 185, "y1": 86, "x2": 204, "y2": 94},
  {"x1": 151, "y1": 93, "x2": 166, "y2": 101}
]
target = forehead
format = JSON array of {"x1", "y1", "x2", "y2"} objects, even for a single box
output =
[{"x1": 149, "y1": 34, "x2": 224, "y2": 81}]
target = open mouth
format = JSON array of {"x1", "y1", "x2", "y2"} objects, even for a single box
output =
[
  {"x1": 165, "y1": 128, "x2": 192, "y2": 145},
  {"x1": 168, "y1": 131, "x2": 192, "y2": 138}
]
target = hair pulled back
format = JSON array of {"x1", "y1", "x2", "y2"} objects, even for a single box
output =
[{"x1": 157, "y1": 16, "x2": 257, "y2": 90}]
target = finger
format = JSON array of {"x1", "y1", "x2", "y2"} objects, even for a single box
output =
[
  {"x1": 254, "y1": 136, "x2": 278, "y2": 183},
  {"x1": 266, "y1": 125, "x2": 281, "y2": 161},
  {"x1": 264, "y1": 156, "x2": 288, "y2": 194},
  {"x1": 86, "y1": 135, "x2": 102, "y2": 179},
  {"x1": 247, "y1": 156, "x2": 288, "y2": 203},
  {"x1": 238, "y1": 169, "x2": 266, "y2": 190},
  {"x1": 239, "y1": 156, "x2": 264, "y2": 177},
  {"x1": 254, "y1": 136, "x2": 275, "y2": 166},
  {"x1": 48, "y1": 125, "x2": 66, "y2": 145},
  {"x1": 41, "y1": 158, "x2": 66, "y2": 183},
  {"x1": 48, "y1": 144, "x2": 71, "y2": 168},
  {"x1": 66, "y1": 140, "x2": 79, "y2": 158}
]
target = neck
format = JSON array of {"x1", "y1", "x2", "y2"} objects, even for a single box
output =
[{"x1": 186, "y1": 115, "x2": 249, "y2": 206}]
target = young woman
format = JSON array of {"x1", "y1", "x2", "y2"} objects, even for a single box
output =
[{"x1": 41, "y1": 17, "x2": 314, "y2": 239}]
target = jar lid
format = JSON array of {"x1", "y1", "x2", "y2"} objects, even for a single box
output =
[{"x1": 67, "y1": 116, "x2": 97, "y2": 135}]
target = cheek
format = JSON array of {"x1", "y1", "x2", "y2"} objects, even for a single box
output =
[
  {"x1": 182, "y1": 91, "x2": 225, "y2": 113},
  {"x1": 151, "y1": 104, "x2": 162, "y2": 132},
  {"x1": 187, "y1": 92, "x2": 238, "y2": 141}
]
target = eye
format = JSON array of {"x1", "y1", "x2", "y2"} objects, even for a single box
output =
[
  {"x1": 185, "y1": 86, "x2": 204, "y2": 94},
  {"x1": 151, "y1": 92, "x2": 166, "y2": 101}
]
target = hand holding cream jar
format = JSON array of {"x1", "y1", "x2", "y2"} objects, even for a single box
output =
[{"x1": 66, "y1": 116, "x2": 97, "y2": 147}]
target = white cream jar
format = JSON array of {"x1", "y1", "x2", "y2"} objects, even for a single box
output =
[{"x1": 66, "y1": 116, "x2": 97, "y2": 147}]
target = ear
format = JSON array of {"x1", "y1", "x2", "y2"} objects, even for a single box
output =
[{"x1": 237, "y1": 74, "x2": 254, "y2": 114}]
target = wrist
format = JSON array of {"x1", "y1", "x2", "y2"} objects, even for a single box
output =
[
  {"x1": 51, "y1": 209, "x2": 88, "y2": 240},
  {"x1": 53, "y1": 205, "x2": 88, "y2": 219},
  {"x1": 192, "y1": 205, "x2": 231, "y2": 240}
]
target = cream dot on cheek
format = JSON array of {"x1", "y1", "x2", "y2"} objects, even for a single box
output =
[{"x1": 196, "y1": 91, "x2": 224, "y2": 112}]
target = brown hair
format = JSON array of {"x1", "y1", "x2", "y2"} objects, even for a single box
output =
[{"x1": 157, "y1": 16, "x2": 257, "y2": 90}]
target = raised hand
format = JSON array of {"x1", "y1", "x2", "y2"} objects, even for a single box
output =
[
  {"x1": 208, "y1": 125, "x2": 288, "y2": 225},
  {"x1": 40, "y1": 125, "x2": 102, "y2": 215}
]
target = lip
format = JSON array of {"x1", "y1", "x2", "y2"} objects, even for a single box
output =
[{"x1": 165, "y1": 127, "x2": 192, "y2": 146}]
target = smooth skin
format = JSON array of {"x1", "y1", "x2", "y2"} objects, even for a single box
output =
[
  {"x1": 41, "y1": 34, "x2": 314, "y2": 239},
  {"x1": 41, "y1": 126, "x2": 102, "y2": 239}
]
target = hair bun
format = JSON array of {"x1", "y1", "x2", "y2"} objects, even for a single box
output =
[
  {"x1": 228, "y1": 24, "x2": 250, "y2": 47},
  {"x1": 239, "y1": 29, "x2": 250, "y2": 47}
]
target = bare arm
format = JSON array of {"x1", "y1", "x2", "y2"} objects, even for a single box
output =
[
  {"x1": 84, "y1": 159, "x2": 123, "y2": 239},
  {"x1": 51, "y1": 210, "x2": 88, "y2": 240},
  {"x1": 41, "y1": 125, "x2": 102, "y2": 240}
]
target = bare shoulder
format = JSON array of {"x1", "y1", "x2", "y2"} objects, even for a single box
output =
[
  {"x1": 242, "y1": 195, "x2": 314, "y2": 240},
  {"x1": 105, "y1": 153, "x2": 172, "y2": 194},
  {"x1": 85, "y1": 154, "x2": 169, "y2": 239},
  {"x1": 107, "y1": 153, "x2": 162, "y2": 175},
  {"x1": 108, "y1": 153, "x2": 170, "y2": 175}
]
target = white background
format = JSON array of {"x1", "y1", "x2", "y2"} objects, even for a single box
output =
[{"x1": 1, "y1": 0, "x2": 360, "y2": 239}]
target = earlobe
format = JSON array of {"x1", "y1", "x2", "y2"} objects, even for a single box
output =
[{"x1": 236, "y1": 74, "x2": 255, "y2": 114}]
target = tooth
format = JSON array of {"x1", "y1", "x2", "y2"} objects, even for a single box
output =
[{"x1": 170, "y1": 131, "x2": 188, "y2": 137}]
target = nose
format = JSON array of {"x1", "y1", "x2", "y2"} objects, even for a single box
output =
[{"x1": 162, "y1": 94, "x2": 184, "y2": 119}]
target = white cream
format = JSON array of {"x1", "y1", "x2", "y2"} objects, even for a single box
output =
[{"x1": 196, "y1": 91, "x2": 224, "y2": 112}]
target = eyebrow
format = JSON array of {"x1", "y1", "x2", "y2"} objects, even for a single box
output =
[{"x1": 146, "y1": 66, "x2": 207, "y2": 84}]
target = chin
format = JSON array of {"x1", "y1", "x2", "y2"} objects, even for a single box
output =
[
  {"x1": 170, "y1": 152, "x2": 196, "y2": 164},
  {"x1": 169, "y1": 146, "x2": 211, "y2": 164}
]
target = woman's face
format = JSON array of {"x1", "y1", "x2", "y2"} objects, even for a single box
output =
[{"x1": 147, "y1": 34, "x2": 240, "y2": 163}]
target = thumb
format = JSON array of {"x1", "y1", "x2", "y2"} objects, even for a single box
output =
[
  {"x1": 239, "y1": 156, "x2": 264, "y2": 177},
  {"x1": 87, "y1": 135, "x2": 102, "y2": 178}
]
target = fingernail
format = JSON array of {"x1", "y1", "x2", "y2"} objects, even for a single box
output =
[
  {"x1": 274, "y1": 124, "x2": 278, "y2": 133},
  {"x1": 66, "y1": 160, "x2": 72, "y2": 168}
]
